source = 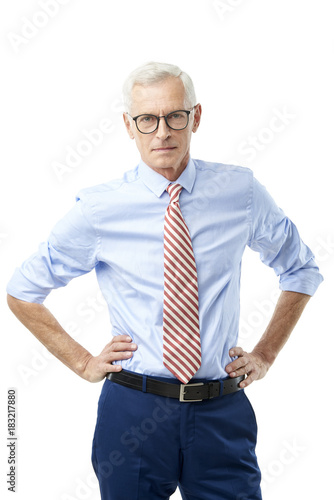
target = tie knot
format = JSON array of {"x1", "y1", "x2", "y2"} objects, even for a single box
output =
[{"x1": 166, "y1": 183, "x2": 183, "y2": 203}]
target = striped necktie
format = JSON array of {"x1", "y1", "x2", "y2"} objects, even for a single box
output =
[{"x1": 163, "y1": 183, "x2": 201, "y2": 383}]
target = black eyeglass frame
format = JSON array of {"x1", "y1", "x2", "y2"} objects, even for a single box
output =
[{"x1": 126, "y1": 107, "x2": 195, "y2": 134}]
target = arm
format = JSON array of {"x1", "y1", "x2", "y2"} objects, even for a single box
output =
[
  {"x1": 225, "y1": 290, "x2": 311, "y2": 388},
  {"x1": 230, "y1": 175, "x2": 323, "y2": 387},
  {"x1": 7, "y1": 294, "x2": 137, "y2": 383}
]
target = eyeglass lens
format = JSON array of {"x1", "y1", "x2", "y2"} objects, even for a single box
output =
[{"x1": 136, "y1": 111, "x2": 189, "y2": 133}]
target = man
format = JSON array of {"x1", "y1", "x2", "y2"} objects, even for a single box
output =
[{"x1": 7, "y1": 61, "x2": 323, "y2": 499}]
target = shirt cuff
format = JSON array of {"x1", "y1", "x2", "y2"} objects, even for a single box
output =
[
  {"x1": 279, "y1": 267, "x2": 324, "y2": 296},
  {"x1": 6, "y1": 267, "x2": 50, "y2": 304}
]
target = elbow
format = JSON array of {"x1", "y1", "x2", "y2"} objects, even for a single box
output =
[
  {"x1": 7, "y1": 294, "x2": 33, "y2": 315},
  {"x1": 7, "y1": 294, "x2": 44, "y2": 325}
]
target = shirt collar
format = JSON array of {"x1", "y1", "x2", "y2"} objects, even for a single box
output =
[{"x1": 138, "y1": 157, "x2": 196, "y2": 198}]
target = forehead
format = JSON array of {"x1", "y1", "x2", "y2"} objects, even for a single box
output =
[{"x1": 131, "y1": 77, "x2": 186, "y2": 114}]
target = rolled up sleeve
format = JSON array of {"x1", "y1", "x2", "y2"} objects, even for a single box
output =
[
  {"x1": 248, "y1": 177, "x2": 323, "y2": 296},
  {"x1": 6, "y1": 193, "x2": 99, "y2": 303}
]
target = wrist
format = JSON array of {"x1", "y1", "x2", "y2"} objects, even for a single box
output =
[
  {"x1": 73, "y1": 350, "x2": 94, "y2": 379},
  {"x1": 251, "y1": 347, "x2": 275, "y2": 369}
]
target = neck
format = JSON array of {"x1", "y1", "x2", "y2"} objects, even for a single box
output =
[
  {"x1": 148, "y1": 153, "x2": 190, "y2": 182},
  {"x1": 155, "y1": 166, "x2": 186, "y2": 182}
]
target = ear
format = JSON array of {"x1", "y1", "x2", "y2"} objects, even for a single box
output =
[
  {"x1": 123, "y1": 112, "x2": 135, "y2": 139},
  {"x1": 192, "y1": 103, "x2": 202, "y2": 133}
]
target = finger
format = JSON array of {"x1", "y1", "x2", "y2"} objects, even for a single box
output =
[
  {"x1": 230, "y1": 365, "x2": 250, "y2": 377},
  {"x1": 226, "y1": 355, "x2": 249, "y2": 374},
  {"x1": 104, "y1": 336, "x2": 130, "y2": 347},
  {"x1": 105, "y1": 363, "x2": 123, "y2": 373},
  {"x1": 239, "y1": 372, "x2": 255, "y2": 388},
  {"x1": 114, "y1": 334, "x2": 133, "y2": 341},
  {"x1": 110, "y1": 335, "x2": 133, "y2": 345},
  {"x1": 228, "y1": 358, "x2": 256, "y2": 378},
  {"x1": 229, "y1": 347, "x2": 244, "y2": 358},
  {"x1": 229, "y1": 355, "x2": 248, "y2": 370},
  {"x1": 110, "y1": 341, "x2": 138, "y2": 352},
  {"x1": 106, "y1": 351, "x2": 134, "y2": 362}
]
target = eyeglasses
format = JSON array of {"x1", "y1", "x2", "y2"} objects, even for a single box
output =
[{"x1": 126, "y1": 107, "x2": 195, "y2": 134}]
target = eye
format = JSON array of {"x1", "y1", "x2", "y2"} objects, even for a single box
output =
[{"x1": 138, "y1": 115, "x2": 155, "y2": 123}]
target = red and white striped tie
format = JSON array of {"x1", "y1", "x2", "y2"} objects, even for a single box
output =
[{"x1": 163, "y1": 183, "x2": 201, "y2": 383}]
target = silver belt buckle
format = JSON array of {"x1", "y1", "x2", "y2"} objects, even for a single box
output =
[{"x1": 179, "y1": 382, "x2": 204, "y2": 402}]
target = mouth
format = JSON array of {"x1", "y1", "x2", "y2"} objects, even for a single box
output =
[{"x1": 152, "y1": 147, "x2": 177, "y2": 152}]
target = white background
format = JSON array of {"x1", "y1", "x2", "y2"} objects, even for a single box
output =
[{"x1": 1, "y1": 1, "x2": 333, "y2": 499}]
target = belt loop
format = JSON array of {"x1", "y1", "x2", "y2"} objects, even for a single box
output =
[
  {"x1": 219, "y1": 379, "x2": 224, "y2": 396},
  {"x1": 142, "y1": 375, "x2": 147, "y2": 393}
]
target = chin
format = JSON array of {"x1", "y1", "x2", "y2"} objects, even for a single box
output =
[
  {"x1": 149, "y1": 156, "x2": 176, "y2": 170},
  {"x1": 155, "y1": 161, "x2": 175, "y2": 169}
]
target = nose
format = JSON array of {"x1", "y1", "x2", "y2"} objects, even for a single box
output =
[{"x1": 155, "y1": 117, "x2": 171, "y2": 140}]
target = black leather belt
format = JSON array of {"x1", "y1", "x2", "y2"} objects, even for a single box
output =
[{"x1": 106, "y1": 370, "x2": 245, "y2": 402}]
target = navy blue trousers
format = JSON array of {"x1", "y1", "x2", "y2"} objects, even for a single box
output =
[{"x1": 92, "y1": 373, "x2": 262, "y2": 500}]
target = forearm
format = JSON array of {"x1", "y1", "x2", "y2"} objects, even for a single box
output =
[
  {"x1": 251, "y1": 290, "x2": 311, "y2": 365},
  {"x1": 7, "y1": 294, "x2": 92, "y2": 377},
  {"x1": 226, "y1": 290, "x2": 311, "y2": 387}
]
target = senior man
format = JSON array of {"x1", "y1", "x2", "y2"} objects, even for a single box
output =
[{"x1": 7, "y1": 62, "x2": 323, "y2": 499}]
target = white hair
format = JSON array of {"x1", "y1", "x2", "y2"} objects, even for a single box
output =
[{"x1": 122, "y1": 61, "x2": 197, "y2": 112}]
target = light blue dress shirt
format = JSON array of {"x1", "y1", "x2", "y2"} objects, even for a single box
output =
[{"x1": 7, "y1": 158, "x2": 323, "y2": 379}]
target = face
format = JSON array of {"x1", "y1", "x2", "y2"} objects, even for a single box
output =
[{"x1": 123, "y1": 77, "x2": 202, "y2": 181}]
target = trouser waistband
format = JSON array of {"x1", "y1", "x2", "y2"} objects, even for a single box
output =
[{"x1": 106, "y1": 370, "x2": 245, "y2": 402}]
